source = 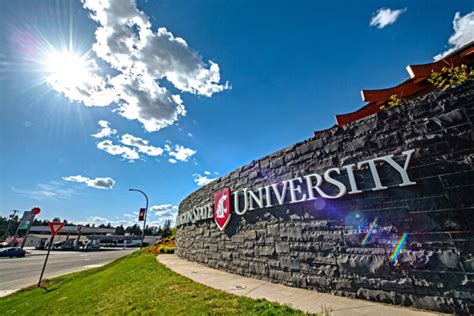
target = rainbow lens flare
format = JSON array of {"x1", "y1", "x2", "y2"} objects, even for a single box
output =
[
  {"x1": 361, "y1": 217, "x2": 378, "y2": 246},
  {"x1": 390, "y1": 232, "x2": 408, "y2": 263}
]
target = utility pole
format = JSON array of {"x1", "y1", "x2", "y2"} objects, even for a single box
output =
[
  {"x1": 128, "y1": 189, "x2": 149, "y2": 249},
  {"x1": 2, "y1": 210, "x2": 19, "y2": 240}
]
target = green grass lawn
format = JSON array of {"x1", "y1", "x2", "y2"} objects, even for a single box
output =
[{"x1": 0, "y1": 250, "x2": 309, "y2": 315}]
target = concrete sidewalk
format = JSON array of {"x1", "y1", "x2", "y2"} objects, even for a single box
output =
[{"x1": 157, "y1": 254, "x2": 439, "y2": 316}]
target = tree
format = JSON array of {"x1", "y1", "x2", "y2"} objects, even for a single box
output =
[
  {"x1": 156, "y1": 225, "x2": 163, "y2": 236},
  {"x1": 162, "y1": 220, "x2": 172, "y2": 238},
  {"x1": 144, "y1": 225, "x2": 157, "y2": 236},
  {"x1": 115, "y1": 225, "x2": 125, "y2": 235},
  {"x1": 125, "y1": 224, "x2": 142, "y2": 236}
]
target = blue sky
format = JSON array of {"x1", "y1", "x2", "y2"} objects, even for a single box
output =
[{"x1": 1, "y1": 0, "x2": 473, "y2": 227}]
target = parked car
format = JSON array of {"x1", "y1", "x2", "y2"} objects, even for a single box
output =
[{"x1": 0, "y1": 247, "x2": 26, "y2": 258}]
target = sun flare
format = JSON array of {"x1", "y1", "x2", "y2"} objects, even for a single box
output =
[
  {"x1": 40, "y1": 48, "x2": 114, "y2": 106},
  {"x1": 43, "y1": 50, "x2": 91, "y2": 86}
]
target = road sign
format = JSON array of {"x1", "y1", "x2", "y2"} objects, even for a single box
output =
[
  {"x1": 14, "y1": 210, "x2": 36, "y2": 248},
  {"x1": 38, "y1": 222, "x2": 65, "y2": 287},
  {"x1": 49, "y1": 222, "x2": 65, "y2": 236},
  {"x1": 18, "y1": 211, "x2": 34, "y2": 229},
  {"x1": 138, "y1": 208, "x2": 145, "y2": 221},
  {"x1": 31, "y1": 207, "x2": 41, "y2": 215}
]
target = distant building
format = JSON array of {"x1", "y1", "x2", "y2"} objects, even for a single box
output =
[{"x1": 25, "y1": 226, "x2": 159, "y2": 249}]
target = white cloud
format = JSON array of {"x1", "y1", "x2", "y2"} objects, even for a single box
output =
[
  {"x1": 120, "y1": 134, "x2": 163, "y2": 156},
  {"x1": 77, "y1": 216, "x2": 136, "y2": 227},
  {"x1": 79, "y1": 210, "x2": 178, "y2": 228},
  {"x1": 97, "y1": 140, "x2": 140, "y2": 160},
  {"x1": 149, "y1": 215, "x2": 176, "y2": 227},
  {"x1": 204, "y1": 171, "x2": 211, "y2": 175},
  {"x1": 150, "y1": 206, "x2": 178, "y2": 226},
  {"x1": 167, "y1": 144, "x2": 196, "y2": 162},
  {"x1": 434, "y1": 11, "x2": 474, "y2": 60},
  {"x1": 63, "y1": 175, "x2": 115, "y2": 189},
  {"x1": 52, "y1": 0, "x2": 228, "y2": 133},
  {"x1": 193, "y1": 173, "x2": 216, "y2": 186},
  {"x1": 89, "y1": 216, "x2": 109, "y2": 222},
  {"x1": 95, "y1": 131, "x2": 193, "y2": 163},
  {"x1": 92, "y1": 120, "x2": 117, "y2": 138},
  {"x1": 150, "y1": 204, "x2": 177, "y2": 215},
  {"x1": 370, "y1": 8, "x2": 406, "y2": 29},
  {"x1": 11, "y1": 181, "x2": 75, "y2": 200}
]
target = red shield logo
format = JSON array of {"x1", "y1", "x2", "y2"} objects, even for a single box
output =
[{"x1": 214, "y1": 188, "x2": 231, "y2": 231}]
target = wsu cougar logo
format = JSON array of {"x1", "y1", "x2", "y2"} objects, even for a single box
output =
[{"x1": 214, "y1": 188, "x2": 231, "y2": 230}]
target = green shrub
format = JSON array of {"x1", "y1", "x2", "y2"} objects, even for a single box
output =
[{"x1": 147, "y1": 232, "x2": 176, "y2": 255}]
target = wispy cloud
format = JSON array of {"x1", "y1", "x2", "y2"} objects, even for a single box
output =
[
  {"x1": 11, "y1": 181, "x2": 75, "y2": 200},
  {"x1": 150, "y1": 204, "x2": 177, "y2": 214},
  {"x1": 152, "y1": 210, "x2": 178, "y2": 226},
  {"x1": 193, "y1": 173, "x2": 216, "y2": 186},
  {"x1": 434, "y1": 11, "x2": 474, "y2": 60},
  {"x1": 79, "y1": 208, "x2": 177, "y2": 227},
  {"x1": 63, "y1": 175, "x2": 115, "y2": 189},
  {"x1": 92, "y1": 120, "x2": 117, "y2": 138},
  {"x1": 77, "y1": 216, "x2": 135, "y2": 227},
  {"x1": 370, "y1": 8, "x2": 406, "y2": 29},
  {"x1": 89, "y1": 216, "x2": 108, "y2": 222}
]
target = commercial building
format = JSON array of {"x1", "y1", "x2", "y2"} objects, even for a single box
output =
[{"x1": 24, "y1": 226, "x2": 158, "y2": 249}]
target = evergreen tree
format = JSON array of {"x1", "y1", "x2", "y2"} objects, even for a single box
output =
[
  {"x1": 162, "y1": 220, "x2": 172, "y2": 238},
  {"x1": 115, "y1": 225, "x2": 125, "y2": 235}
]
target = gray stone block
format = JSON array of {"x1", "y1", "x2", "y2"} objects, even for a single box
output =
[{"x1": 176, "y1": 80, "x2": 474, "y2": 314}]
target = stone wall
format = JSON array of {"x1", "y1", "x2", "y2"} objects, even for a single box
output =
[{"x1": 176, "y1": 81, "x2": 474, "y2": 314}]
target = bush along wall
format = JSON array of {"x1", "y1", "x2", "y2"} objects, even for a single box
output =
[{"x1": 176, "y1": 80, "x2": 474, "y2": 314}]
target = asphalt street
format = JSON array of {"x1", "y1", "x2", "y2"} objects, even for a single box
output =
[{"x1": 0, "y1": 248, "x2": 135, "y2": 296}]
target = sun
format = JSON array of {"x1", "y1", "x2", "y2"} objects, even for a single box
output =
[
  {"x1": 39, "y1": 46, "x2": 114, "y2": 107},
  {"x1": 43, "y1": 49, "x2": 92, "y2": 87}
]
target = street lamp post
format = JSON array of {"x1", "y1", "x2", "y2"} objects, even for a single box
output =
[
  {"x1": 2, "y1": 210, "x2": 19, "y2": 240},
  {"x1": 128, "y1": 188, "x2": 149, "y2": 249}
]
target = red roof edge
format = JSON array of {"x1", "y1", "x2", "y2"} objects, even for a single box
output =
[{"x1": 314, "y1": 41, "x2": 474, "y2": 136}]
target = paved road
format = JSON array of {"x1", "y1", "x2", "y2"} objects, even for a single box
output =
[{"x1": 0, "y1": 248, "x2": 135, "y2": 296}]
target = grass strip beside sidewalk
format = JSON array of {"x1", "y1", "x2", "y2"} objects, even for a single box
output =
[{"x1": 0, "y1": 250, "x2": 307, "y2": 315}]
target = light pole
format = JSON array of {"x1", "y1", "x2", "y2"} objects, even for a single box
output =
[
  {"x1": 128, "y1": 188, "x2": 148, "y2": 249},
  {"x1": 2, "y1": 210, "x2": 19, "y2": 240}
]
